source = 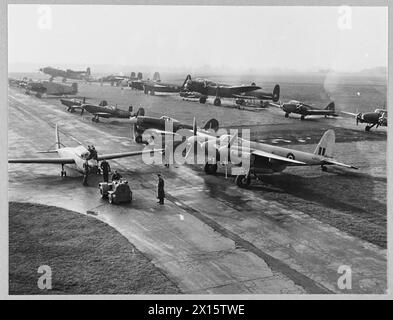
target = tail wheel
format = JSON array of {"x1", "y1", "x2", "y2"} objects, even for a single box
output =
[
  {"x1": 321, "y1": 165, "x2": 328, "y2": 172},
  {"x1": 235, "y1": 175, "x2": 251, "y2": 188},
  {"x1": 199, "y1": 97, "x2": 206, "y2": 104},
  {"x1": 204, "y1": 163, "x2": 218, "y2": 174},
  {"x1": 365, "y1": 126, "x2": 371, "y2": 132},
  {"x1": 300, "y1": 115, "x2": 305, "y2": 120},
  {"x1": 285, "y1": 113, "x2": 289, "y2": 118},
  {"x1": 108, "y1": 195, "x2": 114, "y2": 204}
]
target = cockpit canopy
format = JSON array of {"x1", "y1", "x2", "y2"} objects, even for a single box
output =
[{"x1": 160, "y1": 116, "x2": 178, "y2": 122}]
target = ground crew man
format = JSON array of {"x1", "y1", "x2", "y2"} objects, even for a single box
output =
[
  {"x1": 157, "y1": 173, "x2": 165, "y2": 205},
  {"x1": 82, "y1": 161, "x2": 89, "y2": 186},
  {"x1": 111, "y1": 170, "x2": 122, "y2": 181},
  {"x1": 100, "y1": 159, "x2": 111, "y2": 182}
]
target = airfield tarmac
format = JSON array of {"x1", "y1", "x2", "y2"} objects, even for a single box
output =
[{"x1": 8, "y1": 83, "x2": 387, "y2": 294}]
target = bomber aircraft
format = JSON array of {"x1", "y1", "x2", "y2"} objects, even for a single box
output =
[
  {"x1": 8, "y1": 125, "x2": 161, "y2": 177},
  {"x1": 341, "y1": 109, "x2": 387, "y2": 131},
  {"x1": 233, "y1": 84, "x2": 280, "y2": 107},
  {"x1": 182, "y1": 118, "x2": 358, "y2": 187},
  {"x1": 40, "y1": 66, "x2": 91, "y2": 82},
  {"x1": 129, "y1": 109, "x2": 219, "y2": 143},
  {"x1": 271, "y1": 100, "x2": 338, "y2": 120},
  {"x1": 181, "y1": 74, "x2": 262, "y2": 106},
  {"x1": 25, "y1": 81, "x2": 78, "y2": 98},
  {"x1": 142, "y1": 72, "x2": 183, "y2": 95}
]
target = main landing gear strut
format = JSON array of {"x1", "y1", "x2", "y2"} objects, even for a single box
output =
[{"x1": 61, "y1": 164, "x2": 67, "y2": 177}]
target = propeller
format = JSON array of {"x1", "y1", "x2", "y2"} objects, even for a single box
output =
[
  {"x1": 356, "y1": 113, "x2": 362, "y2": 125},
  {"x1": 185, "y1": 117, "x2": 199, "y2": 161}
]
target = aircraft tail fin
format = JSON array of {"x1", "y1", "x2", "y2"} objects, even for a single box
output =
[
  {"x1": 314, "y1": 129, "x2": 335, "y2": 158},
  {"x1": 324, "y1": 101, "x2": 335, "y2": 111},
  {"x1": 137, "y1": 72, "x2": 143, "y2": 80},
  {"x1": 71, "y1": 82, "x2": 78, "y2": 94},
  {"x1": 130, "y1": 72, "x2": 136, "y2": 79},
  {"x1": 272, "y1": 84, "x2": 280, "y2": 102},
  {"x1": 55, "y1": 124, "x2": 61, "y2": 150},
  {"x1": 86, "y1": 67, "x2": 91, "y2": 76},
  {"x1": 153, "y1": 72, "x2": 161, "y2": 82},
  {"x1": 202, "y1": 119, "x2": 219, "y2": 132}
]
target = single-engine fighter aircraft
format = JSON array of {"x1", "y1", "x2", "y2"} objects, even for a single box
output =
[
  {"x1": 129, "y1": 108, "x2": 219, "y2": 143},
  {"x1": 81, "y1": 100, "x2": 135, "y2": 122},
  {"x1": 40, "y1": 66, "x2": 91, "y2": 82},
  {"x1": 233, "y1": 84, "x2": 280, "y2": 107},
  {"x1": 181, "y1": 74, "x2": 261, "y2": 106},
  {"x1": 341, "y1": 109, "x2": 387, "y2": 131},
  {"x1": 25, "y1": 81, "x2": 78, "y2": 98},
  {"x1": 60, "y1": 97, "x2": 87, "y2": 113},
  {"x1": 183, "y1": 119, "x2": 358, "y2": 187},
  {"x1": 8, "y1": 125, "x2": 161, "y2": 177},
  {"x1": 271, "y1": 100, "x2": 338, "y2": 120}
]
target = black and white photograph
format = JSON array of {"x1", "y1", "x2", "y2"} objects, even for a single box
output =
[{"x1": 3, "y1": 1, "x2": 389, "y2": 299}]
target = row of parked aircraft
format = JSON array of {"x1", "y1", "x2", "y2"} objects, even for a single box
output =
[
  {"x1": 8, "y1": 65, "x2": 387, "y2": 188},
  {"x1": 9, "y1": 67, "x2": 388, "y2": 132}
]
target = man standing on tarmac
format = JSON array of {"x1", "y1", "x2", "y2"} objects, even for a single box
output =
[
  {"x1": 100, "y1": 159, "x2": 111, "y2": 183},
  {"x1": 157, "y1": 174, "x2": 165, "y2": 205},
  {"x1": 83, "y1": 161, "x2": 89, "y2": 186}
]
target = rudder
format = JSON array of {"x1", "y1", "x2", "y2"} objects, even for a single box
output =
[{"x1": 314, "y1": 129, "x2": 335, "y2": 157}]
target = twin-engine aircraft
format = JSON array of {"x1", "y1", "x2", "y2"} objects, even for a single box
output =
[
  {"x1": 25, "y1": 81, "x2": 78, "y2": 98},
  {"x1": 181, "y1": 74, "x2": 265, "y2": 106},
  {"x1": 342, "y1": 109, "x2": 387, "y2": 131},
  {"x1": 129, "y1": 109, "x2": 219, "y2": 143},
  {"x1": 271, "y1": 100, "x2": 338, "y2": 120},
  {"x1": 40, "y1": 66, "x2": 91, "y2": 82},
  {"x1": 142, "y1": 72, "x2": 182, "y2": 95},
  {"x1": 182, "y1": 119, "x2": 358, "y2": 187},
  {"x1": 8, "y1": 125, "x2": 160, "y2": 177}
]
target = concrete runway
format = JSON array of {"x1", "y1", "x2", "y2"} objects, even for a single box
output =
[{"x1": 8, "y1": 85, "x2": 386, "y2": 294}]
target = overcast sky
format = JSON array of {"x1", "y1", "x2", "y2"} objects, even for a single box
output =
[{"x1": 8, "y1": 5, "x2": 387, "y2": 73}]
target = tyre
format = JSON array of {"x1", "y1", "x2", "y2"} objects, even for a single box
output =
[
  {"x1": 213, "y1": 98, "x2": 221, "y2": 106},
  {"x1": 235, "y1": 175, "x2": 251, "y2": 188}
]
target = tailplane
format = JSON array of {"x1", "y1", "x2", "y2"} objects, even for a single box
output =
[
  {"x1": 314, "y1": 129, "x2": 335, "y2": 157},
  {"x1": 202, "y1": 118, "x2": 219, "y2": 132},
  {"x1": 324, "y1": 101, "x2": 335, "y2": 111}
]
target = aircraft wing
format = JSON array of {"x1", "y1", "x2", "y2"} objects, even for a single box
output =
[
  {"x1": 341, "y1": 111, "x2": 357, "y2": 117},
  {"x1": 251, "y1": 149, "x2": 306, "y2": 165},
  {"x1": 8, "y1": 157, "x2": 75, "y2": 164},
  {"x1": 145, "y1": 128, "x2": 178, "y2": 136},
  {"x1": 322, "y1": 159, "x2": 358, "y2": 170},
  {"x1": 92, "y1": 112, "x2": 113, "y2": 118},
  {"x1": 228, "y1": 85, "x2": 261, "y2": 95},
  {"x1": 304, "y1": 110, "x2": 338, "y2": 116},
  {"x1": 97, "y1": 149, "x2": 163, "y2": 161}
]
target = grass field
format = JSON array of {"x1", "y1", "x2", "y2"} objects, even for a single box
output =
[{"x1": 9, "y1": 202, "x2": 181, "y2": 295}]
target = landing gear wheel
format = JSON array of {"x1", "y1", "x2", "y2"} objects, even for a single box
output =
[
  {"x1": 365, "y1": 126, "x2": 371, "y2": 132},
  {"x1": 235, "y1": 175, "x2": 251, "y2": 188},
  {"x1": 213, "y1": 98, "x2": 221, "y2": 106},
  {"x1": 108, "y1": 195, "x2": 113, "y2": 204},
  {"x1": 321, "y1": 165, "x2": 328, "y2": 172},
  {"x1": 135, "y1": 135, "x2": 143, "y2": 143},
  {"x1": 150, "y1": 90, "x2": 155, "y2": 96},
  {"x1": 199, "y1": 97, "x2": 207, "y2": 104},
  {"x1": 204, "y1": 163, "x2": 218, "y2": 174},
  {"x1": 285, "y1": 113, "x2": 289, "y2": 118},
  {"x1": 61, "y1": 170, "x2": 66, "y2": 177},
  {"x1": 300, "y1": 115, "x2": 305, "y2": 121}
]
